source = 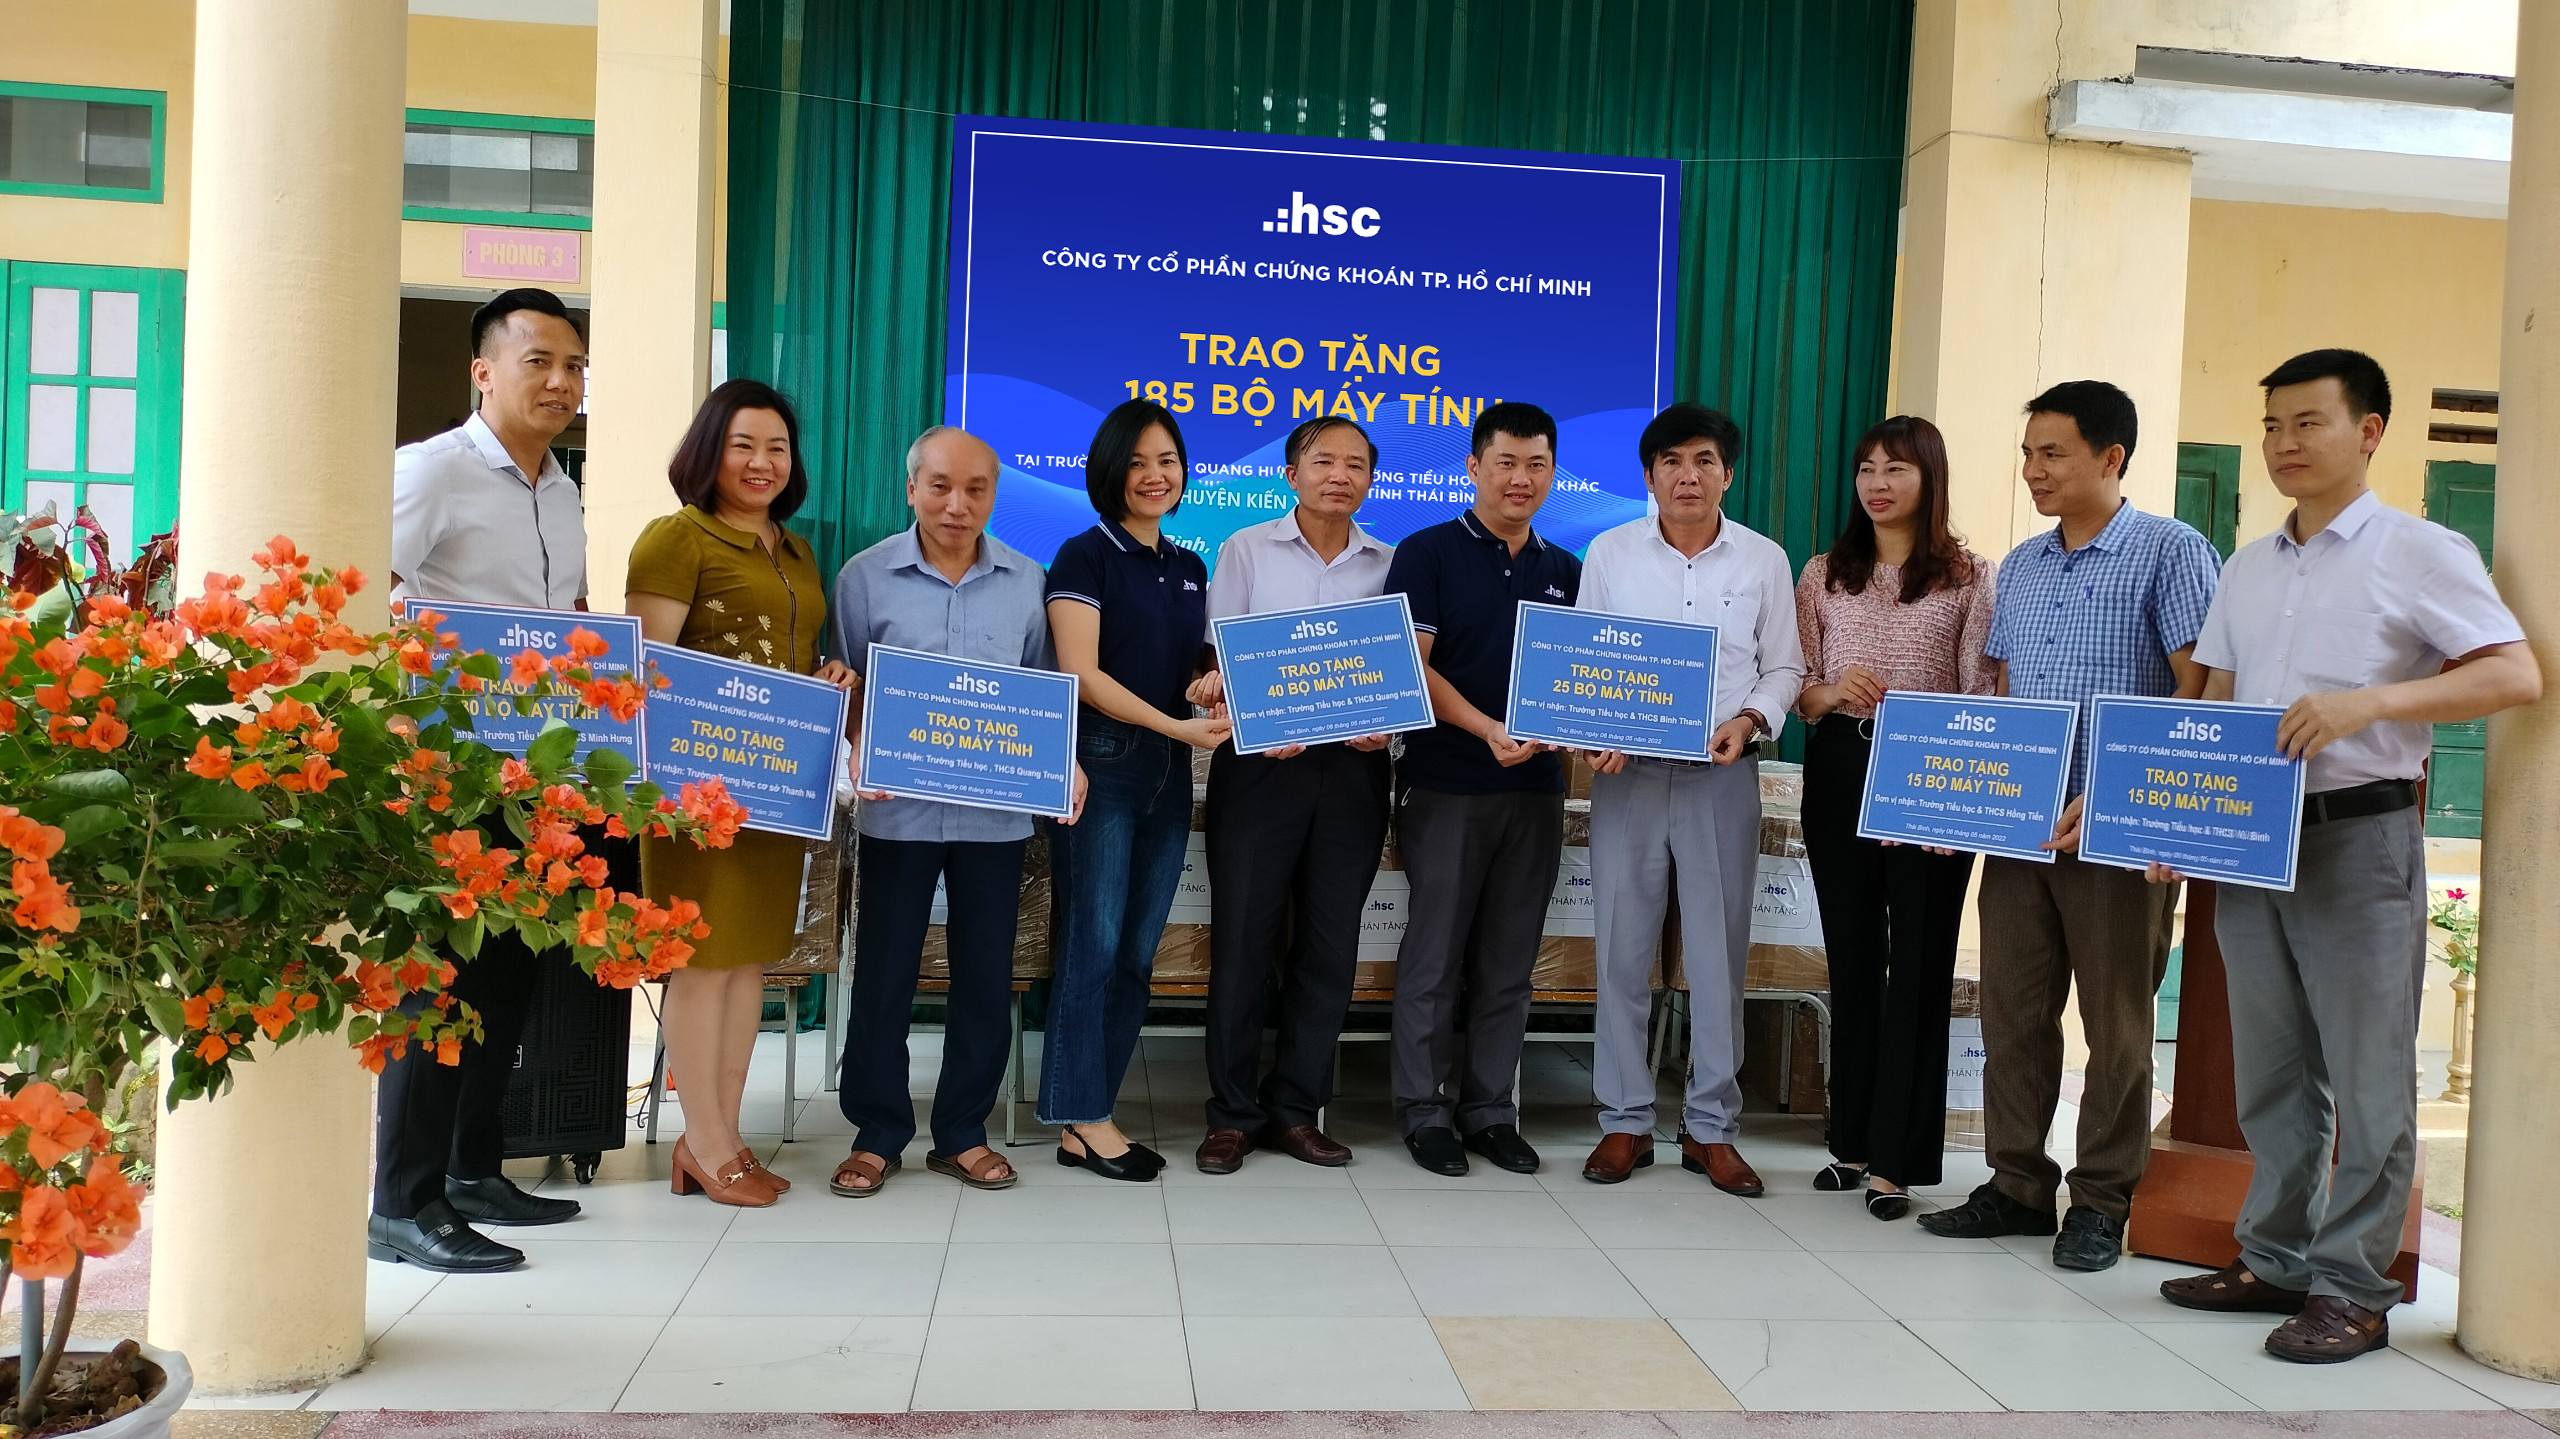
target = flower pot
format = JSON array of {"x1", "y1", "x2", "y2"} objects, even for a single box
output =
[{"x1": 14, "y1": 1341, "x2": 192, "y2": 1439}]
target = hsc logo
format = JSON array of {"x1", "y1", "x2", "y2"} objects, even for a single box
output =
[
  {"x1": 2169, "y1": 715, "x2": 2224, "y2": 742},
  {"x1": 716, "y1": 675, "x2": 772, "y2": 705},
  {"x1": 498, "y1": 623, "x2": 562, "y2": 651},
  {"x1": 1593, "y1": 623, "x2": 1644, "y2": 647},
  {"x1": 1945, "y1": 709, "x2": 1997, "y2": 733},
  {"x1": 949, "y1": 672, "x2": 1001, "y2": 697},
  {"x1": 1289, "y1": 619, "x2": 1339, "y2": 640},
  {"x1": 1263, "y1": 191, "x2": 1382, "y2": 237}
]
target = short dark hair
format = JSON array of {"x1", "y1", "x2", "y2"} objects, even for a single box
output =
[
  {"x1": 1471, "y1": 401, "x2": 1557, "y2": 460},
  {"x1": 1085, "y1": 399, "x2": 1188, "y2": 522},
  {"x1": 2260, "y1": 348, "x2": 2393, "y2": 425},
  {"x1": 666, "y1": 378, "x2": 810, "y2": 523},
  {"x1": 1638, "y1": 402, "x2": 1744, "y2": 472},
  {"x1": 470, "y1": 287, "x2": 581, "y2": 357},
  {"x1": 2024, "y1": 380, "x2": 2139, "y2": 477},
  {"x1": 1284, "y1": 416, "x2": 1377, "y2": 470}
]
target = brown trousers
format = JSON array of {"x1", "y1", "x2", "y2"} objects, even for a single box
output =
[{"x1": 1978, "y1": 852, "x2": 2178, "y2": 1221}]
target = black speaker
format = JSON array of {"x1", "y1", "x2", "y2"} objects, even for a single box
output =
[{"x1": 499, "y1": 947, "x2": 631, "y2": 1184}]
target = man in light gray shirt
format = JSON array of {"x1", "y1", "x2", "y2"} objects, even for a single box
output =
[
  {"x1": 372, "y1": 288, "x2": 590, "y2": 1276},
  {"x1": 1184, "y1": 416, "x2": 1395, "y2": 1174},
  {"x1": 2157, "y1": 349, "x2": 2537, "y2": 1363},
  {"x1": 827, "y1": 426, "x2": 1066, "y2": 1197}
]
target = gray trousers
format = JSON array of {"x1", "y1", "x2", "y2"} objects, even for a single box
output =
[
  {"x1": 2216, "y1": 805, "x2": 2427, "y2": 1313},
  {"x1": 1591, "y1": 756, "x2": 1760, "y2": 1142},
  {"x1": 1390, "y1": 786, "x2": 1565, "y2": 1136}
]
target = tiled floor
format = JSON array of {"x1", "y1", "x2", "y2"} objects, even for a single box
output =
[{"x1": 241, "y1": 1028, "x2": 2560, "y2": 1416}]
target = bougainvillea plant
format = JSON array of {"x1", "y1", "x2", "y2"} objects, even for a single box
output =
[{"x1": 0, "y1": 531, "x2": 746, "y2": 1432}]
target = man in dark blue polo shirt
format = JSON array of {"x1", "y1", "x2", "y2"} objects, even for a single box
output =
[{"x1": 1383, "y1": 402, "x2": 1583, "y2": 1176}]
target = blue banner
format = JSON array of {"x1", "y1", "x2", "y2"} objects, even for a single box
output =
[
  {"x1": 1856, "y1": 693, "x2": 2080, "y2": 863},
  {"x1": 1504, "y1": 602, "x2": 1717, "y2": 760},
  {"x1": 2080, "y1": 697, "x2": 2307, "y2": 890},
  {"x1": 1210, "y1": 595, "x2": 1433, "y2": 755},
  {"x1": 396, "y1": 599, "x2": 645, "y2": 769},
  {"x1": 856, "y1": 644, "x2": 1080, "y2": 819},
  {"x1": 641, "y1": 644, "x2": 849, "y2": 842},
  {"x1": 946, "y1": 117, "x2": 1680, "y2": 566}
]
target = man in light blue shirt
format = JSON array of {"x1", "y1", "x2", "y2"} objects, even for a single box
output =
[
  {"x1": 827, "y1": 426, "x2": 1064, "y2": 1197},
  {"x1": 1919, "y1": 380, "x2": 2220, "y2": 1274}
]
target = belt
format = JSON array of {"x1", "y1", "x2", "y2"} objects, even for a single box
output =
[{"x1": 2302, "y1": 779, "x2": 2418, "y2": 826}]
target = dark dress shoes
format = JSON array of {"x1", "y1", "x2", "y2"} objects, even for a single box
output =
[
  {"x1": 1463, "y1": 1123, "x2": 1540, "y2": 1174},
  {"x1": 367, "y1": 1200, "x2": 524, "y2": 1273},
  {"x1": 2052, "y1": 1205, "x2": 2124, "y2": 1271},
  {"x1": 1260, "y1": 1123, "x2": 1351, "y2": 1167},
  {"x1": 1197, "y1": 1127, "x2": 1254, "y2": 1174},
  {"x1": 445, "y1": 1174, "x2": 581, "y2": 1226},
  {"x1": 1678, "y1": 1136, "x2": 1765, "y2": 1196},
  {"x1": 1916, "y1": 1182, "x2": 2059, "y2": 1239},
  {"x1": 2265, "y1": 1295, "x2": 2390, "y2": 1364},
  {"x1": 1581, "y1": 1132, "x2": 1656, "y2": 1184},
  {"x1": 1405, "y1": 1125, "x2": 1469, "y2": 1176}
]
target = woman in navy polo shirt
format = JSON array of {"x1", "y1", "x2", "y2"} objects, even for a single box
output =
[{"x1": 1041, "y1": 399, "x2": 1231, "y2": 1181}]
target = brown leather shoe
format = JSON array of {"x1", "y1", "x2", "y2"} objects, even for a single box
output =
[
  {"x1": 1260, "y1": 1123, "x2": 1351, "y2": 1167},
  {"x1": 2265, "y1": 1295, "x2": 2390, "y2": 1364},
  {"x1": 1196, "y1": 1127, "x2": 1254, "y2": 1174},
  {"x1": 1679, "y1": 1137, "x2": 1764, "y2": 1197},
  {"x1": 2160, "y1": 1261, "x2": 2310, "y2": 1315},
  {"x1": 1582, "y1": 1132, "x2": 1656, "y2": 1184}
]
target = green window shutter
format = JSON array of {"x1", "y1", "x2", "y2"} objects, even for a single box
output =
[
  {"x1": 2173, "y1": 442, "x2": 2239, "y2": 558},
  {"x1": 2422, "y1": 459, "x2": 2497, "y2": 838}
]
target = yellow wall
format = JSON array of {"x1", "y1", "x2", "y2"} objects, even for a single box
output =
[
  {"x1": 0, "y1": 0, "x2": 194, "y2": 272},
  {"x1": 2180, "y1": 200, "x2": 2507, "y2": 544}
]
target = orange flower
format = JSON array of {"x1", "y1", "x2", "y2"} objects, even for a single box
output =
[
  {"x1": 313, "y1": 580, "x2": 347, "y2": 614},
  {"x1": 0, "y1": 699, "x2": 18, "y2": 733},
  {"x1": 3, "y1": 1184, "x2": 79, "y2": 1280},
  {"x1": 566, "y1": 626, "x2": 611, "y2": 660},
  {"x1": 230, "y1": 759, "x2": 271, "y2": 790},
  {"x1": 181, "y1": 985, "x2": 222, "y2": 1030},
  {"x1": 10, "y1": 1082, "x2": 107, "y2": 1167},
  {"x1": 575, "y1": 906, "x2": 611, "y2": 948},
  {"x1": 383, "y1": 797, "x2": 412, "y2": 816},
  {"x1": 264, "y1": 696, "x2": 313, "y2": 732},
  {"x1": 510, "y1": 649, "x2": 547, "y2": 688},
  {"x1": 185, "y1": 735, "x2": 233, "y2": 780},
  {"x1": 351, "y1": 960, "x2": 400, "y2": 1011},
  {"x1": 87, "y1": 708, "x2": 128, "y2": 751},
  {"x1": 439, "y1": 890, "x2": 479, "y2": 920},
  {"x1": 498, "y1": 758, "x2": 535, "y2": 794},
  {"x1": 397, "y1": 639, "x2": 435, "y2": 677},
  {"x1": 274, "y1": 754, "x2": 344, "y2": 794},
  {"x1": 436, "y1": 1035, "x2": 462, "y2": 1066},
  {"x1": 260, "y1": 535, "x2": 308, "y2": 573},
  {"x1": 0, "y1": 809, "x2": 64, "y2": 863},
  {"x1": 195, "y1": 1032, "x2": 230, "y2": 1064},
  {"x1": 250, "y1": 996, "x2": 296, "y2": 1041},
  {"x1": 337, "y1": 565, "x2": 369, "y2": 595},
  {"x1": 305, "y1": 723, "x2": 341, "y2": 755},
  {"x1": 11, "y1": 860, "x2": 79, "y2": 934},
  {"x1": 65, "y1": 1164, "x2": 142, "y2": 1257}
]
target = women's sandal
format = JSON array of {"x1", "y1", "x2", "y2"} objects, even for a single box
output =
[
  {"x1": 829, "y1": 1149, "x2": 900, "y2": 1198},
  {"x1": 1056, "y1": 1125, "x2": 1161, "y2": 1183},
  {"x1": 671, "y1": 1136, "x2": 777, "y2": 1207},
  {"x1": 1814, "y1": 1163, "x2": 1868, "y2": 1192},
  {"x1": 2265, "y1": 1296, "x2": 2389, "y2": 1364},
  {"x1": 928, "y1": 1148, "x2": 1020, "y2": 1191},
  {"x1": 1865, "y1": 1186, "x2": 1911, "y2": 1221},
  {"x1": 736, "y1": 1149, "x2": 790, "y2": 1194}
]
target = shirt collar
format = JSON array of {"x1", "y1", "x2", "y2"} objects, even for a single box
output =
[
  {"x1": 683, "y1": 505, "x2": 808, "y2": 561},
  {"x1": 1459, "y1": 508, "x2": 1545, "y2": 553},
  {"x1": 463, "y1": 411, "x2": 567, "y2": 489},
  {"x1": 2277, "y1": 489, "x2": 2384, "y2": 551},
  {"x1": 2042, "y1": 498, "x2": 2137, "y2": 557},
  {"x1": 1277, "y1": 508, "x2": 1389, "y2": 559},
  {"x1": 1654, "y1": 511, "x2": 1733, "y2": 558},
  {"x1": 890, "y1": 523, "x2": 1007, "y2": 584}
]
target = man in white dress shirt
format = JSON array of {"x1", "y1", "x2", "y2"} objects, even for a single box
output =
[
  {"x1": 2156, "y1": 349, "x2": 2537, "y2": 1363},
  {"x1": 1575, "y1": 403, "x2": 1803, "y2": 1195},
  {"x1": 1185, "y1": 417, "x2": 1395, "y2": 1172},
  {"x1": 371, "y1": 289, "x2": 593, "y2": 1274}
]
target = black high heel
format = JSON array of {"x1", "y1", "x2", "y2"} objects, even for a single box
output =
[{"x1": 1055, "y1": 1125, "x2": 1161, "y2": 1183}]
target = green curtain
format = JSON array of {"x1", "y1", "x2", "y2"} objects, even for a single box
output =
[{"x1": 727, "y1": 0, "x2": 1913, "y2": 580}]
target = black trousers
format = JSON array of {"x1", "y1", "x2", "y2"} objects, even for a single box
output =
[
  {"x1": 1801, "y1": 715, "x2": 1975, "y2": 1187},
  {"x1": 837, "y1": 834, "x2": 1026, "y2": 1156},
  {"x1": 1202, "y1": 743, "x2": 1392, "y2": 1132},
  {"x1": 371, "y1": 827, "x2": 636, "y2": 1219}
]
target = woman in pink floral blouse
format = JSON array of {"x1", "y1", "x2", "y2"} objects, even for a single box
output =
[{"x1": 1793, "y1": 415, "x2": 1996, "y2": 1220}]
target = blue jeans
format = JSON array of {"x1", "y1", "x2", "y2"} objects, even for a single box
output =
[{"x1": 1038, "y1": 715, "x2": 1193, "y2": 1125}]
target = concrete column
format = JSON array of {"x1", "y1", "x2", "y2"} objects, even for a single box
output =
[
  {"x1": 1894, "y1": 0, "x2": 2194, "y2": 556},
  {"x1": 146, "y1": 0, "x2": 403, "y2": 1394},
  {"x1": 2458, "y1": 0, "x2": 2560, "y2": 1383},
  {"x1": 584, "y1": 0, "x2": 720, "y2": 612}
]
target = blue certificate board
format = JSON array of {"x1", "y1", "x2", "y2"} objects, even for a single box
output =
[
  {"x1": 395, "y1": 598, "x2": 645, "y2": 769},
  {"x1": 1855, "y1": 693, "x2": 2080, "y2": 863},
  {"x1": 856, "y1": 644, "x2": 1080, "y2": 819},
  {"x1": 2080, "y1": 696, "x2": 2306, "y2": 891},
  {"x1": 1503, "y1": 601, "x2": 1717, "y2": 760},
  {"x1": 641, "y1": 643, "x2": 849, "y2": 842},
  {"x1": 1210, "y1": 595, "x2": 1434, "y2": 755}
]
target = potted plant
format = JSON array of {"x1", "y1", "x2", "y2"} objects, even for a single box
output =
[
  {"x1": 1, "y1": 518, "x2": 743, "y2": 1435},
  {"x1": 2430, "y1": 884, "x2": 2479, "y2": 1102}
]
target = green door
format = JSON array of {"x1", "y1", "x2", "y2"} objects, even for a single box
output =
[
  {"x1": 2174, "y1": 442, "x2": 2241, "y2": 558},
  {"x1": 2424, "y1": 459, "x2": 2497, "y2": 838},
  {"x1": 2, "y1": 262, "x2": 187, "y2": 566}
]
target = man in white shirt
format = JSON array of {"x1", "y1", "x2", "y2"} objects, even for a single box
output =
[
  {"x1": 371, "y1": 289, "x2": 593, "y2": 1275},
  {"x1": 1185, "y1": 417, "x2": 1395, "y2": 1173},
  {"x1": 1576, "y1": 403, "x2": 1803, "y2": 1195},
  {"x1": 2156, "y1": 350, "x2": 2537, "y2": 1362}
]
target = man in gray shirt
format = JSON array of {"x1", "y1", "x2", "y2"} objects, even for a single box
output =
[{"x1": 827, "y1": 427, "x2": 1073, "y2": 1197}]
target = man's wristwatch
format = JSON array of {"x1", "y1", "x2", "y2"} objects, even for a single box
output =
[{"x1": 1738, "y1": 708, "x2": 1770, "y2": 739}]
